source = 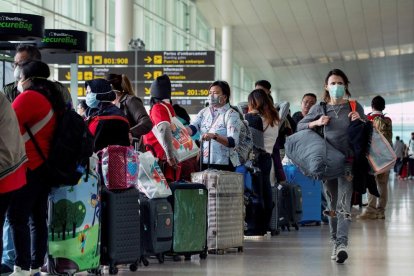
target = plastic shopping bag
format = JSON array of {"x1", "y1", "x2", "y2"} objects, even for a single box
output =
[
  {"x1": 137, "y1": 151, "x2": 171, "y2": 198},
  {"x1": 367, "y1": 128, "x2": 397, "y2": 175}
]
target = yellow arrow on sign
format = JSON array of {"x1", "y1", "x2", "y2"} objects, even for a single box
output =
[
  {"x1": 144, "y1": 87, "x2": 150, "y2": 94},
  {"x1": 144, "y1": 72, "x2": 152, "y2": 80},
  {"x1": 65, "y1": 71, "x2": 71, "y2": 80},
  {"x1": 144, "y1": 56, "x2": 152, "y2": 63}
]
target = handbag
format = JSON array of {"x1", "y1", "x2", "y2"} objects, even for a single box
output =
[
  {"x1": 99, "y1": 145, "x2": 138, "y2": 190},
  {"x1": 367, "y1": 128, "x2": 397, "y2": 175},
  {"x1": 151, "y1": 103, "x2": 199, "y2": 163},
  {"x1": 137, "y1": 151, "x2": 171, "y2": 198}
]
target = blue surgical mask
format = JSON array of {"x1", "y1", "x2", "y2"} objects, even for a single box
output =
[
  {"x1": 86, "y1": 93, "x2": 100, "y2": 108},
  {"x1": 329, "y1": 84, "x2": 345, "y2": 99},
  {"x1": 208, "y1": 95, "x2": 221, "y2": 106}
]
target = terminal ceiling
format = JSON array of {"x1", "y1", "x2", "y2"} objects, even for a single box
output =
[{"x1": 195, "y1": 0, "x2": 414, "y2": 106}]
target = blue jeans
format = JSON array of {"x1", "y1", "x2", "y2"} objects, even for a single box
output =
[
  {"x1": 323, "y1": 175, "x2": 353, "y2": 246},
  {"x1": 2, "y1": 219, "x2": 15, "y2": 268}
]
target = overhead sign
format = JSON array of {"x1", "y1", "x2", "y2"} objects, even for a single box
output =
[
  {"x1": 138, "y1": 82, "x2": 210, "y2": 97},
  {"x1": 137, "y1": 66, "x2": 214, "y2": 81},
  {"x1": 38, "y1": 29, "x2": 87, "y2": 53},
  {"x1": 138, "y1": 51, "x2": 215, "y2": 65},
  {"x1": 77, "y1": 51, "x2": 134, "y2": 65},
  {"x1": 0, "y1": 13, "x2": 44, "y2": 41},
  {"x1": 58, "y1": 67, "x2": 134, "y2": 81}
]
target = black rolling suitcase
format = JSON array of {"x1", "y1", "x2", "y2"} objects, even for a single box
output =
[
  {"x1": 100, "y1": 187, "x2": 141, "y2": 274},
  {"x1": 140, "y1": 196, "x2": 173, "y2": 264},
  {"x1": 278, "y1": 183, "x2": 302, "y2": 231},
  {"x1": 269, "y1": 185, "x2": 280, "y2": 235}
]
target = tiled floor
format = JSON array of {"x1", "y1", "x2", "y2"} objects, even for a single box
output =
[{"x1": 115, "y1": 173, "x2": 413, "y2": 276}]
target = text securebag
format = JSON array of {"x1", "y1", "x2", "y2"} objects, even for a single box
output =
[
  {"x1": 151, "y1": 103, "x2": 199, "y2": 163},
  {"x1": 100, "y1": 145, "x2": 139, "y2": 190},
  {"x1": 367, "y1": 128, "x2": 397, "y2": 175},
  {"x1": 137, "y1": 151, "x2": 171, "y2": 198}
]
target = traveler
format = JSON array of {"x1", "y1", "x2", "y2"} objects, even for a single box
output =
[
  {"x1": 292, "y1": 93, "x2": 317, "y2": 125},
  {"x1": 106, "y1": 73, "x2": 152, "y2": 146},
  {"x1": 297, "y1": 68, "x2": 366, "y2": 264},
  {"x1": 187, "y1": 80, "x2": 242, "y2": 172},
  {"x1": 408, "y1": 132, "x2": 414, "y2": 179},
  {"x1": 85, "y1": 79, "x2": 130, "y2": 152},
  {"x1": 0, "y1": 93, "x2": 27, "y2": 276},
  {"x1": 8, "y1": 60, "x2": 64, "y2": 276},
  {"x1": 244, "y1": 89, "x2": 280, "y2": 234},
  {"x1": 357, "y1": 95, "x2": 392, "y2": 220}
]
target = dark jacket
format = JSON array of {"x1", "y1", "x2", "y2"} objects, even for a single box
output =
[
  {"x1": 87, "y1": 104, "x2": 130, "y2": 152},
  {"x1": 348, "y1": 119, "x2": 379, "y2": 196},
  {"x1": 1, "y1": 82, "x2": 19, "y2": 103},
  {"x1": 119, "y1": 94, "x2": 152, "y2": 139}
]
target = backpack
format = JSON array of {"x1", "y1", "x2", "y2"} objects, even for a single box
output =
[
  {"x1": 372, "y1": 115, "x2": 392, "y2": 145},
  {"x1": 26, "y1": 109, "x2": 94, "y2": 186},
  {"x1": 225, "y1": 106, "x2": 253, "y2": 164}
]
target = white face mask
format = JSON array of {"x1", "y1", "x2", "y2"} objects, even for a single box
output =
[
  {"x1": 14, "y1": 66, "x2": 22, "y2": 81},
  {"x1": 17, "y1": 79, "x2": 26, "y2": 93}
]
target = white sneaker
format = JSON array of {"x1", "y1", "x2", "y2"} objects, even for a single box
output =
[
  {"x1": 331, "y1": 244, "x2": 337, "y2": 260},
  {"x1": 10, "y1": 266, "x2": 30, "y2": 276},
  {"x1": 336, "y1": 244, "x2": 348, "y2": 264}
]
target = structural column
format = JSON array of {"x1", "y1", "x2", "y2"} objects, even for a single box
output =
[
  {"x1": 221, "y1": 25, "x2": 234, "y2": 102},
  {"x1": 115, "y1": 0, "x2": 133, "y2": 51}
]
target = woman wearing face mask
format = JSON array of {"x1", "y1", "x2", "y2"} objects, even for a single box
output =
[
  {"x1": 106, "y1": 74, "x2": 152, "y2": 148},
  {"x1": 8, "y1": 60, "x2": 64, "y2": 276},
  {"x1": 297, "y1": 69, "x2": 366, "y2": 264},
  {"x1": 85, "y1": 79, "x2": 130, "y2": 152},
  {"x1": 187, "y1": 80, "x2": 242, "y2": 172}
]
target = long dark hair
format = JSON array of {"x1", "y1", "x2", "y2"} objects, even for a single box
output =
[
  {"x1": 323, "y1": 69, "x2": 351, "y2": 103},
  {"x1": 248, "y1": 89, "x2": 279, "y2": 127},
  {"x1": 106, "y1": 73, "x2": 135, "y2": 96}
]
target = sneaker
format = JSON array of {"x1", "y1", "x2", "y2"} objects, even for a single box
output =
[
  {"x1": 377, "y1": 212, "x2": 385, "y2": 219},
  {"x1": 9, "y1": 266, "x2": 30, "y2": 276},
  {"x1": 330, "y1": 244, "x2": 337, "y2": 260},
  {"x1": 356, "y1": 211, "x2": 377, "y2": 220},
  {"x1": 29, "y1": 268, "x2": 41, "y2": 276},
  {"x1": 1, "y1": 264, "x2": 13, "y2": 276},
  {"x1": 336, "y1": 244, "x2": 348, "y2": 264}
]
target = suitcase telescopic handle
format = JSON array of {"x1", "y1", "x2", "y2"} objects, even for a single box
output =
[{"x1": 199, "y1": 138, "x2": 212, "y2": 171}]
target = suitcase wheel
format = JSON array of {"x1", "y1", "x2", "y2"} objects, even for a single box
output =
[
  {"x1": 88, "y1": 268, "x2": 102, "y2": 275},
  {"x1": 157, "y1": 253, "x2": 165, "y2": 264},
  {"x1": 199, "y1": 251, "x2": 207, "y2": 260},
  {"x1": 109, "y1": 266, "x2": 118, "y2": 275},
  {"x1": 129, "y1": 263, "x2": 138, "y2": 272},
  {"x1": 237, "y1": 246, "x2": 243, "y2": 253},
  {"x1": 141, "y1": 257, "x2": 149, "y2": 267},
  {"x1": 208, "y1": 249, "x2": 224, "y2": 255}
]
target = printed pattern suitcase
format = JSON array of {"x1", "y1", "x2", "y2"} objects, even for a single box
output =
[
  {"x1": 168, "y1": 182, "x2": 208, "y2": 260},
  {"x1": 269, "y1": 185, "x2": 280, "y2": 235},
  {"x1": 140, "y1": 197, "x2": 173, "y2": 263},
  {"x1": 100, "y1": 187, "x2": 141, "y2": 274},
  {"x1": 192, "y1": 170, "x2": 244, "y2": 254},
  {"x1": 47, "y1": 171, "x2": 101, "y2": 275}
]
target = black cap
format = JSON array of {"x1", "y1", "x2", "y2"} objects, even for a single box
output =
[{"x1": 85, "y1": 79, "x2": 115, "y2": 101}]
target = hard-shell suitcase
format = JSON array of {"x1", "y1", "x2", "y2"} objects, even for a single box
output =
[
  {"x1": 140, "y1": 196, "x2": 173, "y2": 263},
  {"x1": 168, "y1": 182, "x2": 208, "y2": 260},
  {"x1": 284, "y1": 165, "x2": 320, "y2": 225},
  {"x1": 269, "y1": 185, "x2": 280, "y2": 235},
  {"x1": 100, "y1": 187, "x2": 141, "y2": 274},
  {"x1": 191, "y1": 170, "x2": 244, "y2": 254},
  {"x1": 277, "y1": 183, "x2": 302, "y2": 231},
  {"x1": 47, "y1": 171, "x2": 101, "y2": 276}
]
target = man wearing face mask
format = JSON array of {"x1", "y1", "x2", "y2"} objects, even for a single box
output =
[{"x1": 297, "y1": 69, "x2": 366, "y2": 264}]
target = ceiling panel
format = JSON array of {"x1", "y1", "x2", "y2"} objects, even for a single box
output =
[{"x1": 195, "y1": 0, "x2": 414, "y2": 106}]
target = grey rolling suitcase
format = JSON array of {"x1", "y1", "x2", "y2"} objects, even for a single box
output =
[{"x1": 192, "y1": 169, "x2": 244, "y2": 254}]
